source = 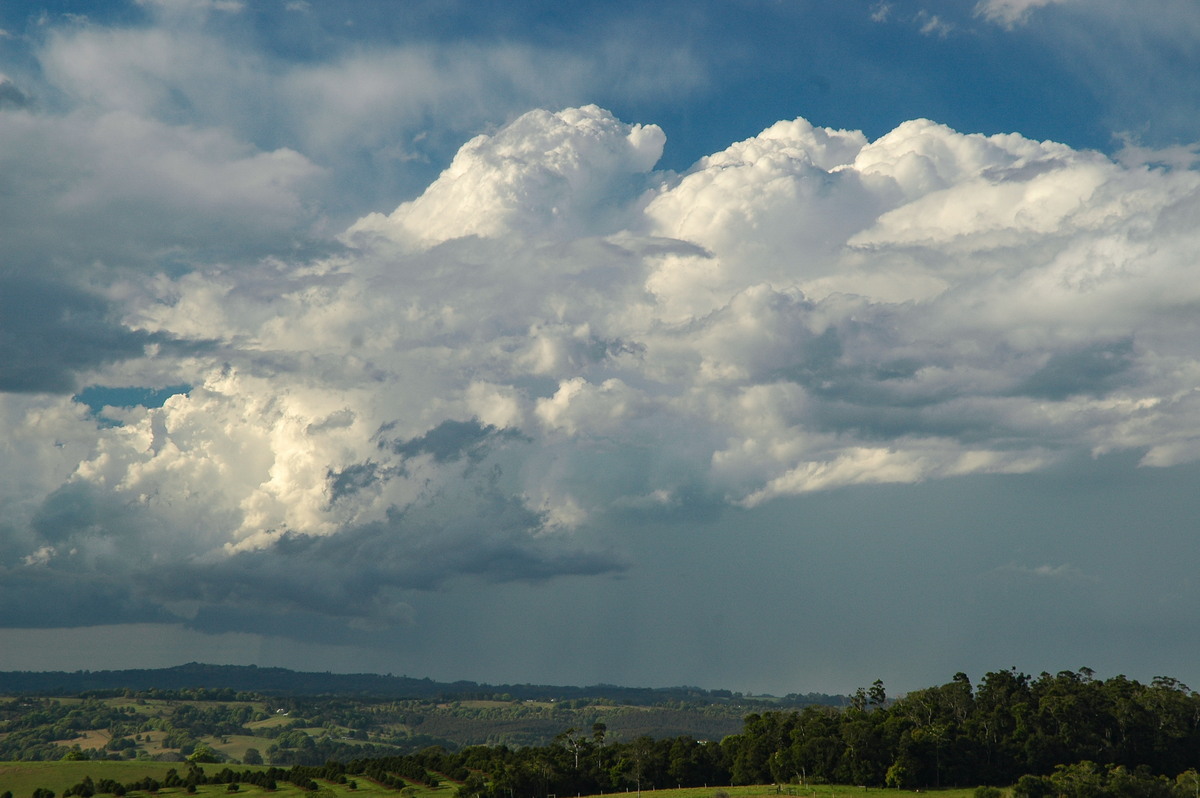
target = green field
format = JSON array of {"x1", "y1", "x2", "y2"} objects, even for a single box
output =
[
  {"x1": 0, "y1": 761, "x2": 345, "y2": 795},
  {"x1": 0, "y1": 763, "x2": 982, "y2": 798},
  {"x1": 581, "y1": 787, "x2": 979, "y2": 798},
  {"x1": 0, "y1": 760, "x2": 183, "y2": 793},
  {"x1": 0, "y1": 759, "x2": 459, "y2": 796}
]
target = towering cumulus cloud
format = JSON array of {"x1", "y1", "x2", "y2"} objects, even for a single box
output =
[{"x1": 4, "y1": 104, "x2": 1200, "y2": 643}]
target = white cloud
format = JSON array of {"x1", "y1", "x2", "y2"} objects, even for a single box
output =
[
  {"x1": 347, "y1": 105, "x2": 665, "y2": 248},
  {"x1": 1116, "y1": 138, "x2": 1200, "y2": 171},
  {"x1": 29, "y1": 12, "x2": 704, "y2": 235},
  {"x1": 0, "y1": 107, "x2": 321, "y2": 272},
  {"x1": 999, "y1": 562, "x2": 1095, "y2": 582},
  {"x1": 135, "y1": 0, "x2": 245, "y2": 17},
  {"x1": 6, "y1": 97, "x2": 1200, "y2": 641},
  {"x1": 916, "y1": 11, "x2": 955, "y2": 37},
  {"x1": 975, "y1": 0, "x2": 1073, "y2": 28}
]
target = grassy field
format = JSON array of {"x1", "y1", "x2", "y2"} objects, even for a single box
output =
[
  {"x1": 0, "y1": 760, "x2": 184, "y2": 793},
  {"x1": 0, "y1": 760, "x2": 404, "y2": 796},
  {"x1": 581, "y1": 787, "x2": 979, "y2": 798},
  {"x1": 0, "y1": 763, "x2": 985, "y2": 798},
  {"x1": 0, "y1": 760, "x2": 444, "y2": 796}
]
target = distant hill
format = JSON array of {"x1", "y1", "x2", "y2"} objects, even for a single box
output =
[{"x1": 0, "y1": 662, "x2": 843, "y2": 707}]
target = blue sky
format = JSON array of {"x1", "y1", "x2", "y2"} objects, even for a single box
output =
[{"x1": 1, "y1": 0, "x2": 1200, "y2": 697}]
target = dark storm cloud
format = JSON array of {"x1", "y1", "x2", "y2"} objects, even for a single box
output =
[
  {"x1": 0, "y1": 566, "x2": 177, "y2": 628},
  {"x1": 326, "y1": 461, "x2": 386, "y2": 504},
  {"x1": 30, "y1": 481, "x2": 107, "y2": 544},
  {"x1": 384, "y1": 419, "x2": 525, "y2": 464},
  {"x1": 24, "y1": 480, "x2": 199, "y2": 568},
  {"x1": 11, "y1": 471, "x2": 625, "y2": 642},
  {"x1": 768, "y1": 311, "x2": 1137, "y2": 443},
  {"x1": 278, "y1": 491, "x2": 624, "y2": 591},
  {"x1": 153, "y1": 493, "x2": 626, "y2": 643},
  {"x1": 1015, "y1": 339, "x2": 1136, "y2": 400},
  {"x1": 0, "y1": 277, "x2": 211, "y2": 394},
  {"x1": 182, "y1": 604, "x2": 382, "y2": 644},
  {"x1": 773, "y1": 317, "x2": 948, "y2": 410}
]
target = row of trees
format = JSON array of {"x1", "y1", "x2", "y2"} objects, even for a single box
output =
[
  {"x1": 721, "y1": 670, "x2": 1200, "y2": 789},
  {"x1": 56, "y1": 764, "x2": 349, "y2": 797}
]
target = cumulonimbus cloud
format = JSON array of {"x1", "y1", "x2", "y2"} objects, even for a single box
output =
[{"x1": 5, "y1": 102, "x2": 1200, "y2": 639}]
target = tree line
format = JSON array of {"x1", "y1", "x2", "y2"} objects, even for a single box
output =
[
  {"x1": 0, "y1": 663, "x2": 839, "y2": 708},
  {"x1": 56, "y1": 764, "x2": 350, "y2": 797},
  {"x1": 721, "y1": 670, "x2": 1200, "y2": 790}
]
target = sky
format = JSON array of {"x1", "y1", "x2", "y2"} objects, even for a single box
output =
[{"x1": 1, "y1": 0, "x2": 1200, "y2": 698}]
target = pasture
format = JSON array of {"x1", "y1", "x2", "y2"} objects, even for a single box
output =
[{"x1": 0, "y1": 761, "x2": 983, "y2": 798}]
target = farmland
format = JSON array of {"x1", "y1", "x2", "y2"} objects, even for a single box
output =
[
  {"x1": 0, "y1": 759, "x2": 974, "y2": 798},
  {"x1": 5, "y1": 666, "x2": 1200, "y2": 798}
]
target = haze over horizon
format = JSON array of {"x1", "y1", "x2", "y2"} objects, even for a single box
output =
[{"x1": 2, "y1": 0, "x2": 1200, "y2": 698}]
